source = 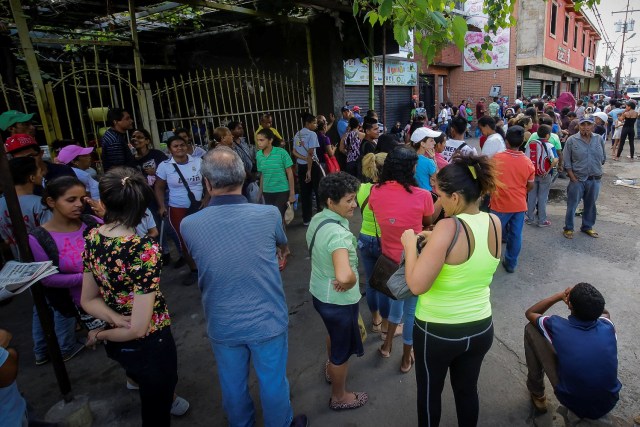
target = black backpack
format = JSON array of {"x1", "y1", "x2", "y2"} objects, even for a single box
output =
[{"x1": 30, "y1": 215, "x2": 99, "y2": 317}]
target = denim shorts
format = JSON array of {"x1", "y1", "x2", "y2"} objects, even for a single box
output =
[{"x1": 312, "y1": 297, "x2": 364, "y2": 365}]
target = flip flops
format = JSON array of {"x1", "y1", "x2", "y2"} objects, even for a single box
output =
[
  {"x1": 329, "y1": 392, "x2": 368, "y2": 411},
  {"x1": 563, "y1": 230, "x2": 574, "y2": 239},
  {"x1": 324, "y1": 360, "x2": 332, "y2": 384},
  {"x1": 581, "y1": 229, "x2": 599, "y2": 238}
]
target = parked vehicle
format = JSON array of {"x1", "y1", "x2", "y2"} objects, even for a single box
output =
[{"x1": 626, "y1": 86, "x2": 640, "y2": 102}]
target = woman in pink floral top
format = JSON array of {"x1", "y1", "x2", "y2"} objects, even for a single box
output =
[{"x1": 81, "y1": 167, "x2": 185, "y2": 426}]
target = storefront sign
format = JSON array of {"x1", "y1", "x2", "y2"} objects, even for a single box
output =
[
  {"x1": 463, "y1": 0, "x2": 511, "y2": 71},
  {"x1": 344, "y1": 58, "x2": 417, "y2": 86},
  {"x1": 558, "y1": 46, "x2": 570, "y2": 64},
  {"x1": 584, "y1": 58, "x2": 595, "y2": 73}
]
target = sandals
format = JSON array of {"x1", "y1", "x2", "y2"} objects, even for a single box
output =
[
  {"x1": 400, "y1": 350, "x2": 415, "y2": 374},
  {"x1": 329, "y1": 392, "x2": 368, "y2": 411},
  {"x1": 581, "y1": 229, "x2": 599, "y2": 238},
  {"x1": 278, "y1": 255, "x2": 288, "y2": 271},
  {"x1": 378, "y1": 346, "x2": 391, "y2": 358},
  {"x1": 371, "y1": 321, "x2": 382, "y2": 334},
  {"x1": 563, "y1": 230, "x2": 573, "y2": 239}
]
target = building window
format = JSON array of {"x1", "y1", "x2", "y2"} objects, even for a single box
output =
[
  {"x1": 550, "y1": 2, "x2": 558, "y2": 37},
  {"x1": 582, "y1": 32, "x2": 586, "y2": 54},
  {"x1": 564, "y1": 14, "x2": 570, "y2": 43},
  {"x1": 588, "y1": 37, "x2": 592, "y2": 57},
  {"x1": 573, "y1": 24, "x2": 578, "y2": 49}
]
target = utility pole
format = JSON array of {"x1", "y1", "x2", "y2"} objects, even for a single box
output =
[
  {"x1": 629, "y1": 57, "x2": 638, "y2": 84},
  {"x1": 614, "y1": 0, "x2": 635, "y2": 97}
]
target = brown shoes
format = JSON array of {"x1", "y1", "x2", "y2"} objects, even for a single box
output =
[{"x1": 530, "y1": 393, "x2": 548, "y2": 413}]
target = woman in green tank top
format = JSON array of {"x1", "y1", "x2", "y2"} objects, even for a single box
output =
[{"x1": 399, "y1": 153, "x2": 502, "y2": 427}]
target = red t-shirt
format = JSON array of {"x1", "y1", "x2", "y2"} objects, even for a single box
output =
[
  {"x1": 369, "y1": 182, "x2": 434, "y2": 264},
  {"x1": 490, "y1": 150, "x2": 535, "y2": 213}
]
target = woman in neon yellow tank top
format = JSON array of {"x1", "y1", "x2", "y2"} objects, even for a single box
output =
[{"x1": 400, "y1": 153, "x2": 502, "y2": 427}]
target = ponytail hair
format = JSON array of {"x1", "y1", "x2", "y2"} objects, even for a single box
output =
[
  {"x1": 436, "y1": 153, "x2": 497, "y2": 204},
  {"x1": 256, "y1": 127, "x2": 281, "y2": 146},
  {"x1": 99, "y1": 167, "x2": 154, "y2": 228},
  {"x1": 361, "y1": 152, "x2": 387, "y2": 183}
]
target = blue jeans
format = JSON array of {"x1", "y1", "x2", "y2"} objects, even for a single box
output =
[
  {"x1": 526, "y1": 174, "x2": 553, "y2": 224},
  {"x1": 32, "y1": 306, "x2": 77, "y2": 359},
  {"x1": 491, "y1": 211, "x2": 525, "y2": 271},
  {"x1": 564, "y1": 179, "x2": 601, "y2": 232},
  {"x1": 388, "y1": 296, "x2": 418, "y2": 346},
  {"x1": 210, "y1": 332, "x2": 293, "y2": 427},
  {"x1": 357, "y1": 234, "x2": 390, "y2": 318}
]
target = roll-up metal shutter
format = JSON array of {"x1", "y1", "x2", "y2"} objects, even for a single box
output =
[
  {"x1": 344, "y1": 86, "x2": 412, "y2": 131},
  {"x1": 523, "y1": 79, "x2": 542, "y2": 98},
  {"x1": 344, "y1": 86, "x2": 380, "y2": 114},
  {"x1": 380, "y1": 86, "x2": 412, "y2": 129}
]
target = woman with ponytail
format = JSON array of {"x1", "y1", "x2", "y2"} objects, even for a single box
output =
[
  {"x1": 400, "y1": 153, "x2": 502, "y2": 427},
  {"x1": 82, "y1": 167, "x2": 187, "y2": 426}
]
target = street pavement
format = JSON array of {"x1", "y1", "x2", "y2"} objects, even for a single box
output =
[{"x1": 1, "y1": 138, "x2": 639, "y2": 426}]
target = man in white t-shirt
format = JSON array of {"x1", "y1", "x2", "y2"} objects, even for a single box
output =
[
  {"x1": 442, "y1": 116, "x2": 478, "y2": 163},
  {"x1": 478, "y1": 117, "x2": 506, "y2": 158}
]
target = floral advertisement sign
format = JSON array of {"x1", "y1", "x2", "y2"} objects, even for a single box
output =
[
  {"x1": 463, "y1": 0, "x2": 510, "y2": 71},
  {"x1": 344, "y1": 58, "x2": 417, "y2": 86}
]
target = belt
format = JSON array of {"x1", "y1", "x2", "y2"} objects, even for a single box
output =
[{"x1": 586, "y1": 176, "x2": 602, "y2": 181}]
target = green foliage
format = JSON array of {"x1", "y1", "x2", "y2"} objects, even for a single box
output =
[{"x1": 354, "y1": 0, "x2": 601, "y2": 64}]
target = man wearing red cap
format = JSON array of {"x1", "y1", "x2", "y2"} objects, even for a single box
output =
[
  {"x1": 352, "y1": 106, "x2": 364, "y2": 125},
  {"x1": 3, "y1": 134, "x2": 74, "y2": 185}
]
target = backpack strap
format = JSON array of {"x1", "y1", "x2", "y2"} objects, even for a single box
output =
[
  {"x1": 454, "y1": 142, "x2": 468, "y2": 154},
  {"x1": 30, "y1": 226, "x2": 60, "y2": 267},
  {"x1": 359, "y1": 195, "x2": 370, "y2": 215},
  {"x1": 308, "y1": 219, "x2": 343, "y2": 258}
]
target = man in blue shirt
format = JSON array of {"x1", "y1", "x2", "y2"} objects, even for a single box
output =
[
  {"x1": 336, "y1": 106, "x2": 351, "y2": 138},
  {"x1": 524, "y1": 283, "x2": 621, "y2": 419},
  {"x1": 101, "y1": 107, "x2": 136, "y2": 172},
  {"x1": 181, "y1": 147, "x2": 307, "y2": 427}
]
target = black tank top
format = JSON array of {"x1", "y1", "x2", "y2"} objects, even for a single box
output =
[{"x1": 623, "y1": 116, "x2": 637, "y2": 129}]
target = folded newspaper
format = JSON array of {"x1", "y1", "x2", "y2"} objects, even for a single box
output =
[{"x1": 0, "y1": 261, "x2": 59, "y2": 301}]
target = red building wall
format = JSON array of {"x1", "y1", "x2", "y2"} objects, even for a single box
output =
[{"x1": 542, "y1": 0, "x2": 597, "y2": 76}]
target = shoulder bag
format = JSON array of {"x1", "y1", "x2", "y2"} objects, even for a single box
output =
[
  {"x1": 172, "y1": 163, "x2": 200, "y2": 215},
  {"x1": 386, "y1": 217, "x2": 462, "y2": 300},
  {"x1": 364, "y1": 196, "x2": 400, "y2": 299}
]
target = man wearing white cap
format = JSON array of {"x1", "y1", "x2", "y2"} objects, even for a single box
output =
[{"x1": 56, "y1": 145, "x2": 100, "y2": 200}]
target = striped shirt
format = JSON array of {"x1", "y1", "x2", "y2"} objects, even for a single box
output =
[
  {"x1": 256, "y1": 147, "x2": 293, "y2": 193},
  {"x1": 101, "y1": 128, "x2": 136, "y2": 172}
]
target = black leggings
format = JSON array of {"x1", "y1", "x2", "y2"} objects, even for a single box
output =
[
  {"x1": 414, "y1": 317, "x2": 493, "y2": 427},
  {"x1": 617, "y1": 127, "x2": 635, "y2": 158},
  {"x1": 105, "y1": 327, "x2": 178, "y2": 427}
]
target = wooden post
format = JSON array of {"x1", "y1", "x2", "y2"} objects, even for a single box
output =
[
  {"x1": 306, "y1": 27, "x2": 317, "y2": 115},
  {"x1": 0, "y1": 137, "x2": 73, "y2": 402},
  {"x1": 9, "y1": 0, "x2": 57, "y2": 145}
]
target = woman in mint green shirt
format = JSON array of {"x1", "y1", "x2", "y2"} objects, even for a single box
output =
[
  {"x1": 306, "y1": 172, "x2": 368, "y2": 411},
  {"x1": 400, "y1": 153, "x2": 501, "y2": 426}
]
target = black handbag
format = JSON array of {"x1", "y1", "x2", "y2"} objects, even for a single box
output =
[
  {"x1": 172, "y1": 163, "x2": 200, "y2": 215},
  {"x1": 364, "y1": 196, "x2": 400, "y2": 299}
]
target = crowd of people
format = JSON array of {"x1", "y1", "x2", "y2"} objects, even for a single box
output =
[{"x1": 0, "y1": 92, "x2": 631, "y2": 426}]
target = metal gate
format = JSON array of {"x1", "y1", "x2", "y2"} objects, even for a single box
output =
[
  {"x1": 46, "y1": 58, "x2": 144, "y2": 146},
  {"x1": 0, "y1": 75, "x2": 36, "y2": 114},
  {"x1": 151, "y1": 67, "x2": 311, "y2": 152}
]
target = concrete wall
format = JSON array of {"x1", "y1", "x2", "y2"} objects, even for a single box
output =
[
  {"x1": 310, "y1": 14, "x2": 345, "y2": 117},
  {"x1": 516, "y1": 0, "x2": 546, "y2": 63}
]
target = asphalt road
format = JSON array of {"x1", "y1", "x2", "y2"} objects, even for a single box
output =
[{"x1": 2, "y1": 138, "x2": 639, "y2": 426}]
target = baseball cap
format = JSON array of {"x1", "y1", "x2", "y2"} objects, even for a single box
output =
[
  {"x1": 353, "y1": 105, "x2": 360, "y2": 112},
  {"x1": 592, "y1": 112, "x2": 608, "y2": 124},
  {"x1": 578, "y1": 115, "x2": 594, "y2": 124},
  {"x1": 340, "y1": 106, "x2": 350, "y2": 112},
  {"x1": 4, "y1": 133, "x2": 39, "y2": 154},
  {"x1": 0, "y1": 110, "x2": 35, "y2": 131},
  {"x1": 410, "y1": 127, "x2": 442, "y2": 143},
  {"x1": 56, "y1": 145, "x2": 94, "y2": 164}
]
